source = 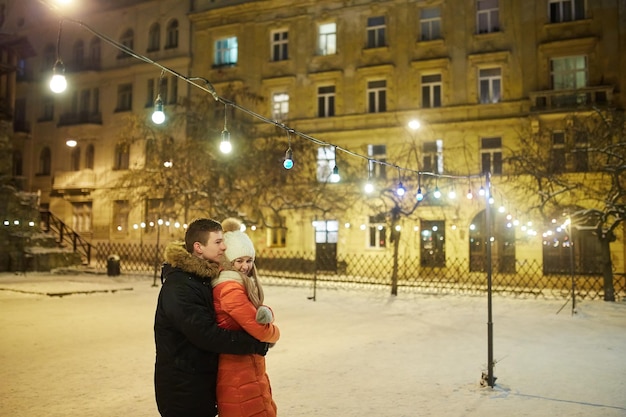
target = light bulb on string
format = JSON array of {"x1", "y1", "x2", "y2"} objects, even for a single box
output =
[
  {"x1": 330, "y1": 147, "x2": 340, "y2": 182},
  {"x1": 467, "y1": 188, "x2": 473, "y2": 199},
  {"x1": 220, "y1": 103, "x2": 232, "y2": 154},
  {"x1": 395, "y1": 168, "x2": 405, "y2": 197},
  {"x1": 433, "y1": 186, "x2": 441, "y2": 199},
  {"x1": 283, "y1": 148, "x2": 294, "y2": 169},
  {"x1": 283, "y1": 129, "x2": 294, "y2": 169},
  {"x1": 151, "y1": 94, "x2": 165, "y2": 124},
  {"x1": 415, "y1": 173, "x2": 423, "y2": 201},
  {"x1": 396, "y1": 182, "x2": 406, "y2": 197},
  {"x1": 364, "y1": 159, "x2": 374, "y2": 194},
  {"x1": 49, "y1": 21, "x2": 67, "y2": 93}
]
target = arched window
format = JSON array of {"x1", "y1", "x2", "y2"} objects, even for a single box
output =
[
  {"x1": 73, "y1": 39, "x2": 84, "y2": 69},
  {"x1": 85, "y1": 144, "x2": 95, "y2": 169},
  {"x1": 165, "y1": 19, "x2": 179, "y2": 49},
  {"x1": 70, "y1": 146, "x2": 81, "y2": 171},
  {"x1": 89, "y1": 37, "x2": 101, "y2": 69},
  {"x1": 148, "y1": 23, "x2": 160, "y2": 51},
  {"x1": 42, "y1": 44, "x2": 56, "y2": 71},
  {"x1": 114, "y1": 143, "x2": 130, "y2": 170},
  {"x1": 38, "y1": 147, "x2": 51, "y2": 175},
  {"x1": 12, "y1": 150, "x2": 23, "y2": 176},
  {"x1": 118, "y1": 29, "x2": 134, "y2": 59},
  {"x1": 469, "y1": 209, "x2": 516, "y2": 273},
  {"x1": 145, "y1": 138, "x2": 157, "y2": 168}
]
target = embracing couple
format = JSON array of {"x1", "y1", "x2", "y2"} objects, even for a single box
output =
[{"x1": 154, "y1": 218, "x2": 280, "y2": 417}]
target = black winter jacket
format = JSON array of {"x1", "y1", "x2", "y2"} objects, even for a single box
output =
[{"x1": 154, "y1": 242, "x2": 268, "y2": 417}]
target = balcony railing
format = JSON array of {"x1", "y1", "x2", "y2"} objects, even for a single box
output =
[
  {"x1": 529, "y1": 85, "x2": 614, "y2": 112},
  {"x1": 58, "y1": 112, "x2": 102, "y2": 126},
  {"x1": 52, "y1": 169, "x2": 96, "y2": 192}
]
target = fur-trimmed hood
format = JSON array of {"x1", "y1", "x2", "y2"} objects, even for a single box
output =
[{"x1": 163, "y1": 241, "x2": 223, "y2": 279}]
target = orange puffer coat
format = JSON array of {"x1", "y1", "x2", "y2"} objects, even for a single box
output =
[{"x1": 212, "y1": 271, "x2": 280, "y2": 417}]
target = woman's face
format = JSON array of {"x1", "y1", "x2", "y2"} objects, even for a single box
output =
[{"x1": 233, "y1": 256, "x2": 254, "y2": 274}]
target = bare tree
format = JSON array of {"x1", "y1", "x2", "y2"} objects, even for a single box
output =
[{"x1": 507, "y1": 108, "x2": 626, "y2": 301}]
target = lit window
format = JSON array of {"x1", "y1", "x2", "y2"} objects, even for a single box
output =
[
  {"x1": 214, "y1": 37, "x2": 238, "y2": 67},
  {"x1": 551, "y1": 56, "x2": 587, "y2": 90},
  {"x1": 367, "y1": 144, "x2": 387, "y2": 179},
  {"x1": 422, "y1": 140, "x2": 443, "y2": 174},
  {"x1": 316, "y1": 146, "x2": 335, "y2": 183},
  {"x1": 271, "y1": 92, "x2": 289, "y2": 121},
  {"x1": 318, "y1": 22, "x2": 337, "y2": 55}
]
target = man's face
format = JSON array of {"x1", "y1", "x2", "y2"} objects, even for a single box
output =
[{"x1": 195, "y1": 231, "x2": 226, "y2": 262}]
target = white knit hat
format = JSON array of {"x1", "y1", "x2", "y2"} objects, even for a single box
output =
[{"x1": 222, "y1": 218, "x2": 255, "y2": 261}]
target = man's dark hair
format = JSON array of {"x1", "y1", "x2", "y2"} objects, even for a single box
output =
[{"x1": 185, "y1": 218, "x2": 223, "y2": 253}]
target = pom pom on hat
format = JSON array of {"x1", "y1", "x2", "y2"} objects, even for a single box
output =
[{"x1": 222, "y1": 218, "x2": 255, "y2": 261}]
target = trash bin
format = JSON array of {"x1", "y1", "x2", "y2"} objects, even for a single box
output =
[{"x1": 107, "y1": 254, "x2": 121, "y2": 276}]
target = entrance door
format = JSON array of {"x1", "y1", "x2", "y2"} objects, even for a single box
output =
[{"x1": 314, "y1": 219, "x2": 338, "y2": 272}]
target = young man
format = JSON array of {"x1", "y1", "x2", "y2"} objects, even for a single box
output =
[{"x1": 154, "y1": 218, "x2": 269, "y2": 417}]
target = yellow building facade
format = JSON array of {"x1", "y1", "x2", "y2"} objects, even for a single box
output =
[{"x1": 5, "y1": 0, "x2": 626, "y2": 276}]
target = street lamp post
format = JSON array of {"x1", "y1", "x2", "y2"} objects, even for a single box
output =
[{"x1": 152, "y1": 219, "x2": 163, "y2": 287}]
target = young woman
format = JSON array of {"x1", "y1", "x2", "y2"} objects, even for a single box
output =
[{"x1": 211, "y1": 218, "x2": 280, "y2": 417}]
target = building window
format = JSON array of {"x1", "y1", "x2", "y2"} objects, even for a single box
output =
[
  {"x1": 42, "y1": 44, "x2": 55, "y2": 72},
  {"x1": 165, "y1": 19, "x2": 179, "y2": 49},
  {"x1": 572, "y1": 130, "x2": 589, "y2": 172},
  {"x1": 423, "y1": 140, "x2": 443, "y2": 174},
  {"x1": 41, "y1": 96, "x2": 54, "y2": 121},
  {"x1": 367, "y1": 80, "x2": 387, "y2": 113},
  {"x1": 551, "y1": 56, "x2": 587, "y2": 90},
  {"x1": 477, "y1": 0, "x2": 499, "y2": 33},
  {"x1": 38, "y1": 147, "x2": 51, "y2": 176},
  {"x1": 478, "y1": 67, "x2": 501, "y2": 103},
  {"x1": 481, "y1": 137, "x2": 502, "y2": 175},
  {"x1": 148, "y1": 23, "x2": 160, "y2": 52},
  {"x1": 419, "y1": 7, "x2": 441, "y2": 41},
  {"x1": 114, "y1": 143, "x2": 130, "y2": 170},
  {"x1": 85, "y1": 144, "x2": 94, "y2": 169},
  {"x1": 12, "y1": 151, "x2": 23, "y2": 177},
  {"x1": 367, "y1": 144, "x2": 387, "y2": 179},
  {"x1": 317, "y1": 145, "x2": 336, "y2": 183},
  {"x1": 72, "y1": 202, "x2": 92, "y2": 233},
  {"x1": 317, "y1": 22, "x2": 337, "y2": 55},
  {"x1": 70, "y1": 146, "x2": 80, "y2": 171},
  {"x1": 73, "y1": 40, "x2": 84, "y2": 69},
  {"x1": 420, "y1": 220, "x2": 445, "y2": 267},
  {"x1": 421, "y1": 74, "x2": 442, "y2": 108},
  {"x1": 113, "y1": 200, "x2": 130, "y2": 234},
  {"x1": 368, "y1": 214, "x2": 387, "y2": 249},
  {"x1": 116, "y1": 83, "x2": 133, "y2": 112},
  {"x1": 267, "y1": 216, "x2": 287, "y2": 248},
  {"x1": 317, "y1": 85, "x2": 335, "y2": 117},
  {"x1": 271, "y1": 92, "x2": 289, "y2": 121},
  {"x1": 543, "y1": 224, "x2": 601, "y2": 274},
  {"x1": 549, "y1": 132, "x2": 566, "y2": 174},
  {"x1": 89, "y1": 37, "x2": 101, "y2": 69},
  {"x1": 214, "y1": 37, "x2": 238, "y2": 67},
  {"x1": 271, "y1": 30, "x2": 288, "y2": 61},
  {"x1": 549, "y1": 0, "x2": 585, "y2": 23},
  {"x1": 118, "y1": 29, "x2": 134, "y2": 59},
  {"x1": 366, "y1": 16, "x2": 386, "y2": 48}
]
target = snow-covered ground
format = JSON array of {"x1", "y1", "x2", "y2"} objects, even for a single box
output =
[{"x1": 0, "y1": 272, "x2": 625, "y2": 417}]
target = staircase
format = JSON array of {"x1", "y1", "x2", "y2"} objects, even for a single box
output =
[{"x1": 0, "y1": 185, "x2": 91, "y2": 272}]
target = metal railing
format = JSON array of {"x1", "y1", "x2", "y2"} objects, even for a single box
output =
[
  {"x1": 92, "y1": 242, "x2": 626, "y2": 301},
  {"x1": 40, "y1": 210, "x2": 92, "y2": 264}
]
